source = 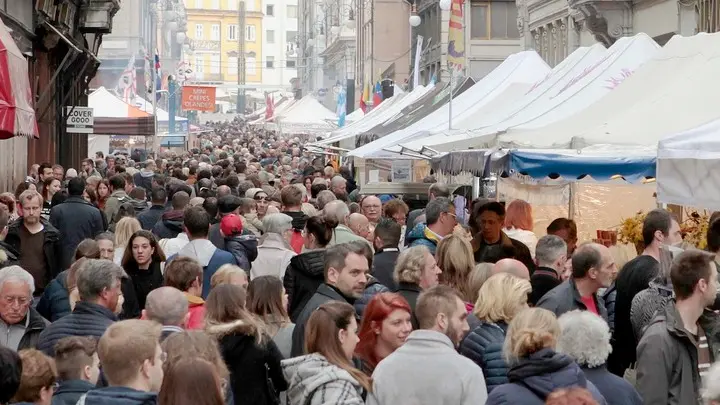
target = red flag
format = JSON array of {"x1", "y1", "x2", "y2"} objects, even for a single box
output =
[
  {"x1": 265, "y1": 94, "x2": 275, "y2": 119},
  {"x1": 372, "y1": 81, "x2": 382, "y2": 108},
  {"x1": 359, "y1": 83, "x2": 368, "y2": 113}
]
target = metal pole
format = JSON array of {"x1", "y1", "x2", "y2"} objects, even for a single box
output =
[
  {"x1": 152, "y1": 10, "x2": 158, "y2": 142},
  {"x1": 448, "y1": 69, "x2": 454, "y2": 130},
  {"x1": 238, "y1": 1, "x2": 246, "y2": 113}
]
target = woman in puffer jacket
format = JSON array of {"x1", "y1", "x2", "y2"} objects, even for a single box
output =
[
  {"x1": 486, "y1": 308, "x2": 607, "y2": 405},
  {"x1": 459, "y1": 273, "x2": 531, "y2": 392}
]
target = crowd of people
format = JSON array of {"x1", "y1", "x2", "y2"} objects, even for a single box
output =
[{"x1": 0, "y1": 120, "x2": 719, "y2": 405}]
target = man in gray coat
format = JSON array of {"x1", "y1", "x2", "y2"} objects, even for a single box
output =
[
  {"x1": 537, "y1": 243, "x2": 615, "y2": 322},
  {"x1": 290, "y1": 242, "x2": 369, "y2": 356},
  {"x1": 636, "y1": 250, "x2": 720, "y2": 405},
  {"x1": 367, "y1": 285, "x2": 487, "y2": 405}
]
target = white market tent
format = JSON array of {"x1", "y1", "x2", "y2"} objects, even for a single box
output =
[
  {"x1": 346, "y1": 108, "x2": 364, "y2": 122},
  {"x1": 347, "y1": 50, "x2": 551, "y2": 159},
  {"x1": 317, "y1": 85, "x2": 433, "y2": 145},
  {"x1": 132, "y1": 96, "x2": 188, "y2": 123},
  {"x1": 397, "y1": 33, "x2": 660, "y2": 154},
  {"x1": 89, "y1": 87, "x2": 150, "y2": 118},
  {"x1": 275, "y1": 95, "x2": 338, "y2": 134},
  {"x1": 657, "y1": 118, "x2": 720, "y2": 210},
  {"x1": 480, "y1": 31, "x2": 720, "y2": 151}
]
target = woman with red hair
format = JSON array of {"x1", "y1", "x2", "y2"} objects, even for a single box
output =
[
  {"x1": 503, "y1": 199, "x2": 538, "y2": 257},
  {"x1": 355, "y1": 292, "x2": 413, "y2": 375}
]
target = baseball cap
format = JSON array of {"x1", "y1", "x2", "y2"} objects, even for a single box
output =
[
  {"x1": 220, "y1": 214, "x2": 244, "y2": 236},
  {"x1": 217, "y1": 195, "x2": 242, "y2": 214}
]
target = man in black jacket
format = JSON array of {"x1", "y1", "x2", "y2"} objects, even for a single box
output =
[
  {"x1": 50, "y1": 177, "x2": 106, "y2": 270},
  {"x1": 136, "y1": 187, "x2": 167, "y2": 230},
  {"x1": 529, "y1": 235, "x2": 568, "y2": 305},
  {"x1": 0, "y1": 265, "x2": 49, "y2": 351},
  {"x1": 291, "y1": 242, "x2": 369, "y2": 356},
  {"x1": 372, "y1": 218, "x2": 402, "y2": 290},
  {"x1": 37, "y1": 259, "x2": 124, "y2": 356},
  {"x1": 4, "y1": 190, "x2": 62, "y2": 295}
]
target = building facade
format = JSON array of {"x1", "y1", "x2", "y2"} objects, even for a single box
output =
[
  {"x1": 412, "y1": 0, "x2": 522, "y2": 85},
  {"x1": 261, "y1": 0, "x2": 299, "y2": 89},
  {"x1": 356, "y1": 0, "x2": 411, "y2": 106},
  {"x1": 518, "y1": 0, "x2": 704, "y2": 67},
  {"x1": 0, "y1": 0, "x2": 119, "y2": 191},
  {"x1": 185, "y1": 0, "x2": 263, "y2": 85}
]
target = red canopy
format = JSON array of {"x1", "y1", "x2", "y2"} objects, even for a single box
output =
[{"x1": 0, "y1": 18, "x2": 38, "y2": 139}]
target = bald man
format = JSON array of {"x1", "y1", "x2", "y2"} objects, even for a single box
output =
[
  {"x1": 142, "y1": 287, "x2": 189, "y2": 341},
  {"x1": 492, "y1": 258, "x2": 530, "y2": 280},
  {"x1": 361, "y1": 195, "x2": 382, "y2": 224},
  {"x1": 348, "y1": 213, "x2": 371, "y2": 241},
  {"x1": 536, "y1": 243, "x2": 614, "y2": 321},
  {"x1": 216, "y1": 185, "x2": 232, "y2": 198}
]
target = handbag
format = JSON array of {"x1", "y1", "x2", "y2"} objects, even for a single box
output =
[{"x1": 265, "y1": 363, "x2": 281, "y2": 405}]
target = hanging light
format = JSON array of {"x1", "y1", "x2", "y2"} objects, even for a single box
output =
[
  {"x1": 409, "y1": 3, "x2": 421, "y2": 27},
  {"x1": 439, "y1": 0, "x2": 452, "y2": 11}
]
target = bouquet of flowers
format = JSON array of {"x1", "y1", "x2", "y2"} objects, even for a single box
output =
[{"x1": 617, "y1": 209, "x2": 710, "y2": 251}]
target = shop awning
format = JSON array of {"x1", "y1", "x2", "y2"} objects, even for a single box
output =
[{"x1": 0, "y1": 17, "x2": 38, "y2": 139}]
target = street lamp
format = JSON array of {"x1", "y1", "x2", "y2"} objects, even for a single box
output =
[
  {"x1": 439, "y1": 0, "x2": 452, "y2": 11},
  {"x1": 409, "y1": 3, "x2": 421, "y2": 26}
]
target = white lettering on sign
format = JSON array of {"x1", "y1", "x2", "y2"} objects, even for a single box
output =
[{"x1": 66, "y1": 107, "x2": 94, "y2": 134}]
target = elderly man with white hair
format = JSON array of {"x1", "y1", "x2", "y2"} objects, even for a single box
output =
[
  {"x1": 557, "y1": 310, "x2": 642, "y2": 405},
  {"x1": 330, "y1": 175, "x2": 347, "y2": 199},
  {"x1": 0, "y1": 265, "x2": 48, "y2": 351},
  {"x1": 251, "y1": 213, "x2": 297, "y2": 280}
]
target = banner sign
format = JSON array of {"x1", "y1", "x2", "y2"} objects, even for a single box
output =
[{"x1": 181, "y1": 86, "x2": 216, "y2": 112}]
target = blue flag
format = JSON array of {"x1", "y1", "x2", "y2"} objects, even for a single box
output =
[{"x1": 337, "y1": 88, "x2": 347, "y2": 127}]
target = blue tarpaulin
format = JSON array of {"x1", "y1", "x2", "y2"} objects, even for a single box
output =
[{"x1": 510, "y1": 149, "x2": 656, "y2": 183}]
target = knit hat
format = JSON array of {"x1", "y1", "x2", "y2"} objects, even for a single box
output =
[{"x1": 220, "y1": 214, "x2": 244, "y2": 236}]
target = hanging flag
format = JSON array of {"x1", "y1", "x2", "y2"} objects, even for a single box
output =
[
  {"x1": 372, "y1": 81, "x2": 383, "y2": 108},
  {"x1": 154, "y1": 49, "x2": 162, "y2": 101},
  {"x1": 447, "y1": 0, "x2": 466, "y2": 72},
  {"x1": 265, "y1": 93, "x2": 275, "y2": 120},
  {"x1": 141, "y1": 46, "x2": 152, "y2": 92},
  {"x1": 337, "y1": 87, "x2": 347, "y2": 127},
  {"x1": 359, "y1": 82, "x2": 369, "y2": 113},
  {"x1": 116, "y1": 54, "x2": 137, "y2": 103}
]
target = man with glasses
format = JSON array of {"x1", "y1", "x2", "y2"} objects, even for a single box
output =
[
  {"x1": 361, "y1": 195, "x2": 383, "y2": 225},
  {"x1": 0, "y1": 265, "x2": 48, "y2": 351},
  {"x1": 406, "y1": 197, "x2": 457, "y2": 256}
]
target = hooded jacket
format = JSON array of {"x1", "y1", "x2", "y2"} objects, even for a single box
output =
[
  {"x1": 486, "y1": 348, "x2": 607, "y2": 405},
  {"x1": 171, "y1": 239, "x2": 236, "y2": 298},
  {"x1": 225, "y1": 233, "x2": 258, "y2": 271},
  {"x1": 133, "y1": 169, "x2": 154, "y2": 193},
  {"x1": 185, "y1": 293, "x2": 205, "y2": 330},
  {"x1": 79, "y1": 387, "x2": 157, "y2": 405},
  {"x1": 252, "y1": 233, "x2": 296, "y2": 280},
  {"x1": 406, "y1": 223, "x2": 442, "y2": 255},
  {"x1": 636, "y1": 301, "x2": 720, "y2": 405},
  {"x1": 151, "y1": 210, "x2": 184, "y2": 240},
  {"x1": 284, "y1": 249, "x2": 326, "y2": 322},
  {"x1": 282, "y1": 353, "x2": 364, "y2": 405},
  {"x1": 206, "y1": 319, "x2": 287, "y2": 405}
]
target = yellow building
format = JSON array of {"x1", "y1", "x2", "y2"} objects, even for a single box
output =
[{"x1": 184, "y1": 0, "x2": 263, "y2": 84}]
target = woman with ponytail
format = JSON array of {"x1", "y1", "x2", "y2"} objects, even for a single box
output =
[
  {"x1": 486, "y1": 308, "x2": 607, "y2": 405},
  {"x1": 284, "y1": 215, "x2": 337, "y2": 321},
  {"x1": 282, "y1": 301, "x2": 369, "y2": 405}
]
